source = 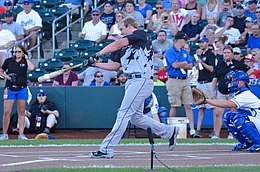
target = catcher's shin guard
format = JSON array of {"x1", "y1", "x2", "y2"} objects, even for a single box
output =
[
  {"x1": 234, "y1": 116, "x2": 260, "y2": 144},
  {"x1": 223, "y1": 112, "x2": 246, "y2": 144}
]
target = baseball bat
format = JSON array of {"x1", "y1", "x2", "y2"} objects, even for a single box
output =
[{"x1": 38, "y1": 63, "x2": 83, "y2": 82}]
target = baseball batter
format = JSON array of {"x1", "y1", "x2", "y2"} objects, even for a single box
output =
[
  {"x1": 85, "y1": 17, "x2": 179, "y2": 158},
  {"x1": 206, "y1": 70, "x2": 260, "y2": 152}
]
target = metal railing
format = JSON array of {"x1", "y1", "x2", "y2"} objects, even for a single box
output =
[
  {"x1": 7, "y1": 30, "x2": 41, "y2": 63},
  {"x1": 52, "y1": 5, "x2": 84, "y2": 56}
]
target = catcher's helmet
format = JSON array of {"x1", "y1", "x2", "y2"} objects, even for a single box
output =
[{"x1": 225, "y1": 70, "x2": 249, "y2": 93}]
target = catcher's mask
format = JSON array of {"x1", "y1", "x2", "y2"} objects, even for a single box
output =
[{"x1": 225, "y1": 70, "x2": 249, "y2": 93}]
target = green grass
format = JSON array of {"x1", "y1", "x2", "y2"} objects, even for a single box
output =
[
  {"x1": 12, "y1": 166, "x2": 260, "y2": 172},
  {"x1": 0, "y1": 138, "x2": 237, "y2": 146}
]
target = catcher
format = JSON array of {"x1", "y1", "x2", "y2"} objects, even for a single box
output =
[{"x1": 193, "y1": 70, "x2": 260, "y2": 152}]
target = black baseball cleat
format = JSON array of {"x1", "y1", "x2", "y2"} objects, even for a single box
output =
[
  {"x1": 90, "y1": 150, "x2": 113, "y2": 159},
  {"x1": 169, "y1": 126, "x2": 180, "y2": 151}
]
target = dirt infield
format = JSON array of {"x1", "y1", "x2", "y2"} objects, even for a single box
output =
[{"x1": 1, "y1": 144, "x2": 260, "y2": 171}]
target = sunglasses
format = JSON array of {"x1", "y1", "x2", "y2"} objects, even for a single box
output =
[
  {"x1": 92, "y1": 14, "x2": 100, "y2": 16},
  {"x1": 234, "y1": 52, "x2": 241, "y2": 55},
  {"x1": 38, "y1": 94, "x2": 46, "y2": 97},
  {"x1": 23, "y1": 3, "x2": 30, "y2": 5},
  {"x1": 96, "y1": 75, "x2": 103, "y2": 78},
  {"x1": 14, "y1": 50, "x2": 22, "y2": 53},
  {"x1": 256, "y1": 11, "x2": 260, "y2": 13},
  {"x1": 156, "y1": 7, "x2": 163, "y2": 9},
  {"x1": 154, "y1": 73, "x2": 158, "y2": 75},
  {"x1": 116, "y1": 15, "x2": 123, "y2": 17},
  {"x1": 4, "y1": 4, "x2": 11, "y2": 6}
]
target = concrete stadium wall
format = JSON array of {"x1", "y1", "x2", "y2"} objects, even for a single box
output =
[{"x1": 0, "y1": 86, "x2": 259, "y2": 129}]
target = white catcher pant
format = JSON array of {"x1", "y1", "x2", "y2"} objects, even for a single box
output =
[{"x1": 99, "y1": 78, "x2": 174, "y2": 155}]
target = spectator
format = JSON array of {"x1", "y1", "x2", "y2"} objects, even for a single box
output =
[
  {"x1": 0, "y1": 19, "x2": 15, "y2": 68},
  {"x1": 78, "y1": 8, "x2": 107, "y2": 42},
  {"x1": 152, "y1": 30, "x2": 172, "y2": 60},
  {"x1": 181, "y1": 12, "x2": 203, "y2": 42},
  {"x1": 16, "y1": 0, "x2": 42, "y2": 50},
  {"x1": 247, "y1": 23, "x2": 260, "y2": 53},
  {"x1": 240, "y1": 17, "x2": 254, "y2": 45},
  {"x1": 52, "y1": 62, "x2": 78, "y2": 86},
  {"x1": 134, "y1": 0, "x2": 153, "y2": 23},
  {"x1": 255, "y1": 7, "x2": 260, "y2": 26},
  {"x1": 77, "y1": 56, "x2": 117, "y2": 86},
  {"x1": 0, "y1": 44, "x2": 35, "y2": 140},
  {"x1": 217, "y1": 0, "x2": 234, "y2": 27},
  {"x1": 200, "y1": 14, "x2": 219, "y2": 38},
  {"x1": 165, "y1": 32, "x2": 196, "y2": 137},
  {"x1": 0, "y1": 0, "x2": 17, "y2": 20},
  {"x1": 244, "y1": 0, "x2": 257, "y2": 20},
  {"x1": 184, "y1": 0, "x2": 202, "y2": 19},
  {"x1": 213, "y1": 36, "x2": 227, "y2": 63},
  {"x1": 233, "y1": 4, "x2": 246, "y2": 34},
  {"x1": 146, "y1": 2, "x2": 164, "y2": 31},
  {"x1": 156, "y1": 12, "x2": 178, "y2": 40},
  {"x1": 215, "y1": 16, "x2": 241, "y2": 45},
  {"x1": 153, "y1": 68, "x2": 165, "y2": 86},
  {"x1": 90, "y1": 71, "x2": 111, "y2": 86},
  {"x1": 125, "y1": 0, "x2": 144, "y2": 29},
  {"x1": 192, "y1": 37, "x2": 217, "y2": 138},
  {"x1": 101, "y1": 1, "x2": 116, "y2": 32},
  {"x1": 233, "y1": 47, "x2": 244, "y2": 61},
  {"x1": 3, "y1": 12, "x2": 24, "y2": 41},
  {"x1": 158, "y1": 58, "x2": 168, "y2": 83},
  {"x1": 211, "y1": 45, "x2": 253, "y2": 138},
  {"x1": 170, "y1": 0, "x2": 190, "y2": 31},
  {"x1": 23, "y1": 89, "x2": 59, "y2": 134},
  {"x1": 244, "y1": 54, "x2": 260, "y2": 80},
  {"x1": 251, "y1": 48, "x2": 260, "y2": 69},
  {"x1": 113, "y1": 0, "x2": 126, "y2": 12},
  {"x1": 205, "y1": 29, "x2": 215, "y2": 48},
  {"x1": 114, "y1": 70, "x2": 127, "y2": 86},
  {"x1": 108, "y1": 11, "x2": 126, "y2": 40},
  {"x1": 201, "y1": 0, "x2": 221, "y2": 20}
]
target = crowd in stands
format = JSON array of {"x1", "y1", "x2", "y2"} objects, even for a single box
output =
[{"x1": 0, "y1": 0, "x2": 260, "y2": 139}]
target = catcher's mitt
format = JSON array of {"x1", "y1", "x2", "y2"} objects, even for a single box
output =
[
  {"x1": 35, "y1": 133, "x2": 56, "y2": 140},
  {"x1": 35, "y1": 133, "x2": 48, "y2": 140},
  {"x1": 192, "y1": 87, "x2": 208, "y2": 105}
]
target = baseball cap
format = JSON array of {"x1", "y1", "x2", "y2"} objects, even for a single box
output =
[
  {"x1": 244, "y1": 17, "x2": 254, "y2": 23},
  {"x1": 22, "y1": 0, "x2": 31, "y2": 4},
  {"x1": 37, "y1": 89, "x2": 47, "y2": 96},
  {"x1": 4, "y1": 0, "x2": 12, "y2": 6},
  {"x1": 91, "y1": 8, "x2": 100, "y2": 13},
  {"x1": 233, "y1": 47, "x2": 242, "y2": 54},
  {"x1": 248, "y1": 0, "x2": 257, "y2": 4},
  {"x1": 198, "y1": 37, "x2": 209, "y2": 43},
  {"x1": 175, "y1": 32, "x2": 188, "y2": 41},
  {"x1": 4, "y1": 11, "x2": 13, "y2": 18},
  {"x1": 244, "y1": 54, "x2": 255, "y2": 61},
  {"x1": 104, "y1": 1, "x2": 113, "y2": 6},
  {"x1": 236, "y1": 4, "x2": 244, "y2": 9}
]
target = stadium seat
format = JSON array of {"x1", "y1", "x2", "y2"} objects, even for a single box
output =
[
  {"x1": 27, "y1": 68, "x2": 48, "y2": 82},
  {"x1": 70, "y1": 40, "x2": 96, "y2": 52},
  {"x1": 199, "y1": 19, "x2": 208, "y2": 28},
  {"x1": 144, "y1": 29, "x2": 157, "y2": 40},
  {"x1": 49, "y1": 5, "x2": 70, "y2": 31},
  {"x1": 239, "y1": 46, "x2": 247, "y2": 56},
  {"x1": 80, "y1": 49, "x2": 100, "y2": 59},
  {"x1": 54, "y1": 48, "x2": 79, "y2": 61},
  {"x1": 188, "y1": 40, "x2": 199, "y2": 56},
  {"x1": 12, "y1": 5, "x2": 23, "y2": 14},
  {"x1": 40, "y1": 0, "x2": 62, "y2": 8},
  {"x1": 69, "y1": 58, "x2": 85, "y2": 71},
  {"x1": 33, "y1": 5, "x2": 47, "y2": 14},
  {"x1": 40, "y1": 58, "x2": 63, "y2": 72},
  {"x1": 41, "y1": 12, "x2": 56, "y2": 39}
]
